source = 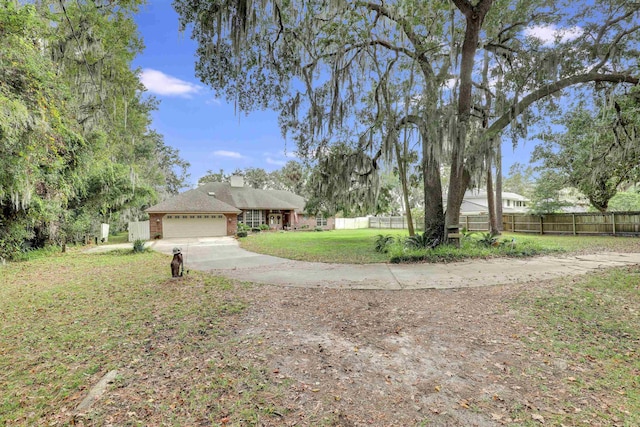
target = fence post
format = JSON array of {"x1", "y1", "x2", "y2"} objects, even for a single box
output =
[
  {"x1": 572, "y1": 214, "x2": 576, "y2": 235},
  {"x1": 612, "y1": 213, "x2": 616, "y2": 235},
  {"x1": 539, "y1": 216, "x2": 544, "y2": 235},
  {"x1": 512, "y1": 215, "x2": 515, "y2": 232}
]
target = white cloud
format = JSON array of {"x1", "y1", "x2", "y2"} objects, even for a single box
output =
[
  {"x1": 206, "y1": 98, "x2": 222, "y2": 106},
  {"x1": 140, "y1": 68, "x2": 201, "y2": 97},
  {"x1": 524, "y1": 25, "x2": 583, "y2": 46},
  {"x1": 266, "y1": 157, "x2": 287, "y2": 166},
  {"x1": 212, "y1": 150, "x2": 244, "y2": 159}
]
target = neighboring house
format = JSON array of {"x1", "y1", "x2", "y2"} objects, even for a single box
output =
[
  {"x1": 453, "y1": 189, "x2": 530, "y2": 215},
  {"x1": 146, "y1": 175, "x2": 333, "y2": 239}
]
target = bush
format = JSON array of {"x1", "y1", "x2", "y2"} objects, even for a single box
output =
[
  {"x1": 374, "y1": 234, "x2": 395, "y2": 253},
  {"x1": 404, "y1": 232, "x2": 438, "y2": 249},
  {"x1": 236, "y1": 231, "x2": 248, "y2": 238},
  {"x1": 237, "y1": 223, "x2": 250, "y2": 232},
  {"x1": 314, "y1": 226, "x2": 324, "y2": 232},
  {"x1": 132, "y1": 239, "x2": 146, "y2": 253},
  {"x1": 251, "y1": 227, "x2": 261, "y2": 233},
  {"x1": 259, "y1": 224, "x2": 270, "y2": 231},
  {"x1": 476, "y1": 232, "x2": 499, "y2": 247}
]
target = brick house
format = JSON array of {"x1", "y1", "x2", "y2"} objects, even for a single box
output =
[{"x1": 146, "y1": 175, "x2": 334, "y2": 239}]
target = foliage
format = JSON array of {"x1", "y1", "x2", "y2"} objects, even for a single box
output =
[
  {"x1": 197, "y1": 161, "x2": 310, "y2": 197},
  {"x1": 404, "y1": 232, "x2": 438, "y2": 250},
  {"x1": 259, "y1": 224, "x2": 270, "y2": 231},
  {"x1": 533, "y1": 95, "x2": 640, "y2": 212},
  {"x1": 236, "y1": 231, "x2": 248, "y2": 238},
  {"x1": 476, "y1": 232, "x2": 499, "y2": 248},
  {"x1": 0, "y1": 2, "x2": 189, "y2": 260},
  {"x1": 175, "y1": 0, "x2": 640, "y2": 243},
  {"x1": 132, "y1": 239, "x2": 146, "y2": 253},
  {"x1": 388, "y1": 236, "x2": 562, "y2": 264},
  {"x1": 608, "y1": 190, "x2": 640, "y2": 211},
  {"x1": 528, "y1": 171, "x2": 573, "y2": 214},
  {"x1": 503, "y1": 163, "x2": 535, "y2": 198},
  {"x1": 373, "y1": 234, "x2": 395, "y2": 253}
]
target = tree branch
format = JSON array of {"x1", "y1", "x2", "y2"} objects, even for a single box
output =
[{"x1": 486, "y1": 73, "x2": 640, "y2": 140}]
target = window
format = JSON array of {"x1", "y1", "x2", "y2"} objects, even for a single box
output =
[
  {"x1": 243, "y1": 210, "x2": 262, "y2": 228},
  {"x1": 316, "y1": 216, "x2": 327, "y2": 227}
]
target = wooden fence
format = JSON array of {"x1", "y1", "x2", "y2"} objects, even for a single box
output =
[{"x1": 459, "y1": 212, "x2": 640, "y2": 236}]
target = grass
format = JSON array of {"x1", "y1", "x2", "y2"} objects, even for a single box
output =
[
  {"x1": 239, "y1": 228, "x2": 409, "y2": 263},
  {"x1": 0, "y1": 250, "x2": 288, "y2": 426},
  {"x1": 514, "y1": 266, "x2": 640, "y2": 426},
  {"x1": 238, "y1": 229, "x2": 640, "y2": 264}
]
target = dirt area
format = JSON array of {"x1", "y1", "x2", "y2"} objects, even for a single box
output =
[
  {"x1": 65, "y1": 264, "x2": 635, "y2": 427},
  {"x1": 176, "y1": 280, "x2": 608, "y2": 426}
]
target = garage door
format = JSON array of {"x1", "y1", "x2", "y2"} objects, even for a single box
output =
[{"x1": 163, "y1": 214, "x2": 227, "y2": 238}]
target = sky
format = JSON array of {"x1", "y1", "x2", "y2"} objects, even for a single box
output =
[
  {"x1": 133, "y1": 2, "x2": 296, "y2": 187},
  {"x1": 132, "y1": 2, "x2": 573, "y2": 188}
]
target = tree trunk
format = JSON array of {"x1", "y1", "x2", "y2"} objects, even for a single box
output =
[
  {"x1": 486, "y1": 160, "x2": 499, "y2": 234},
  {"x1": 423, "y1": 153, "x2": 445, "y2": 242},
  {"x1": 495, "y1": 144, "x2": 504, "y2": 231},
  {"x1": 446, "y1": 0, "x2": 492, "y2": 243},
  {"x1": 395, "y1": 141, "x2": 415, "y2": 236}
]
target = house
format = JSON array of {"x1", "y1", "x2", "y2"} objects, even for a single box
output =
[
  {"x1": 456, "y1": 189, "x2": 530, "y2": 215},
  {"x1": 146, "y1": 175, "x2": 333, "y2": 239}
]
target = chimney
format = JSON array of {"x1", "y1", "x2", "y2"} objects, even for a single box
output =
[{"x1": 230, "y1": 175, "x2": 244, "y2": 188}]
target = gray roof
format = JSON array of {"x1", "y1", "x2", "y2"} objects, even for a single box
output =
[
  {"x1": 146, "y1": 182, "x2": 305, "y2": 213},
  {"x1": 200, "y1": 182, "x2": 305, "y2": 211},
  {"x1": 146, "y1": 187, "x2": 241, "y2": 213}
]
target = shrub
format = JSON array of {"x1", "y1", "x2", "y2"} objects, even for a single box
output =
[
  {"x1": 314, "y1": 226, "x2": 324, "y2": 232},
  {"x1": 374, "y1": 234, "x2": 395, "y2": 253},
  {"x1": 404, "y1": 232, "x2": 438, "y2": 249},
  {"x1": 251, "y1": 227, "x2": 261, "y2": 233},
  {"x1": 236, "y1": 231, "x2": 248, "y2": 238},
  {"x1": 132, "y1": 239, "x2": 146, "y2": 253},
  {"x1": 237, "y1": 223, "x2": 250, "y2": 232},
  {"x1": 476, "y1": 232, "x2": 499, "y2": 247},
  {"x1": 259, "y1": 224, "x2": 270, "y2": 231}
]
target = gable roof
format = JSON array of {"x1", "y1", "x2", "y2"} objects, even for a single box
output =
[
  {"x1": 146, "y1": 187, "x2": 241, "y2": 213},
  {"x1": 197, "y1": 182, "x2": 305, "y2": 211},
  {"x1": 146, "y1": 182, "x2": 306, "y2": 213}
]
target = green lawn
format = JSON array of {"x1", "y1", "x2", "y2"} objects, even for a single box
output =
[
  {"x1": 239, "y1": 229, "x2": 640, "y2": 264},
  {"x1": 239, "y1": 228, "x2": 409, "y2": 263}
]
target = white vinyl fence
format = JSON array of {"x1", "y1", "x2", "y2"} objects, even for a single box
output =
[
  {"x1": 369, "y1": 216, "x2": 418, "y2": 230},
  {"x1": 128, "y1": 220, "x2": 150, "y2": 242},
  {"x1": 335, "y1": 217, "x2": 370, "y2": 229}
]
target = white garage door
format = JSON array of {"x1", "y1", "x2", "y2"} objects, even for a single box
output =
[{"x1": 163, "y1": 214, "x2": 227, "y2": 238}]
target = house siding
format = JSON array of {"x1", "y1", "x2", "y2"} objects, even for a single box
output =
[
  {"x1": 225, "y1": 213, "x2": 238, "y2": 236},
  {"x1": 149, "y1": 213, "x2": 164, "y2": 239},
  {"x1": 295, "y1": 215, "x2": 335, "y2": 230}
]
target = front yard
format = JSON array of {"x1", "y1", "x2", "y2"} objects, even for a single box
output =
[
  {"x1": 1, "y1": 247, "x2": 639, "y2": 426},
  {"x1": 238, "y1": 228, "x2": 640, "y2": 263}
]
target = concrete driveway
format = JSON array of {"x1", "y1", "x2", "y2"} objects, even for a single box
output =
[{"x1": 145, "y1": 237, "x2": 640, "y2": 290}]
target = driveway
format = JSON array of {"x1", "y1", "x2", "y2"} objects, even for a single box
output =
[{"x1": 144, "y1": 237, "x2": 640, "y2": 290}]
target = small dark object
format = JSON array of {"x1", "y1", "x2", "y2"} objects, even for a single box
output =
[{"x1": 171, "y1": 247, "x2": 183, "y2": 277}]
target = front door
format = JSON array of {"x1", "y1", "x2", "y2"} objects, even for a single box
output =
[{"x1": 268, "y1": 213, "x2": 282, "y2": 230}]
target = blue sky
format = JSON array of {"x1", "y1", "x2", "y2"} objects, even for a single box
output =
[
  {"x1": 134, "y1": 1, "x2": 295, "y2": 187},
  {"x1": 132, "y1": 2, "x2": 559, "y2": 187}
]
